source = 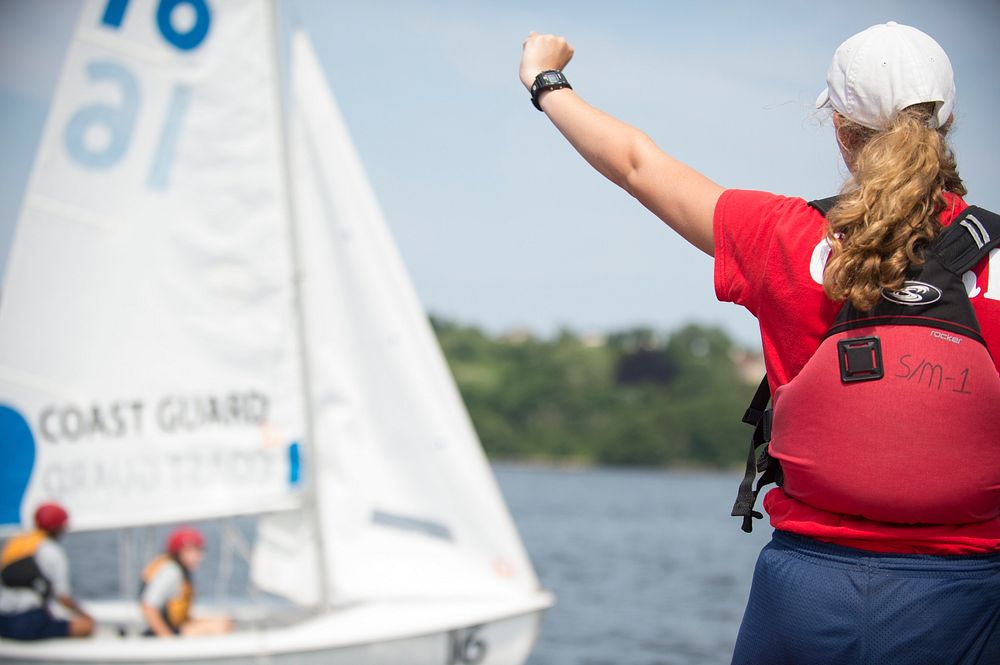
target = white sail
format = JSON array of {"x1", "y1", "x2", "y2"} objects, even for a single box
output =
[
  {"x1": 0, "y1": 0, "x2": 306, "y2": 531},
  {"x1": 251, "y1": 32, "x2": 539, "y2": 605},
  {"x1": 0, "y1": 4, "x2": 552, "y2": 662}
]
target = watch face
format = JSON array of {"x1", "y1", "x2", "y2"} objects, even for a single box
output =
[{"x1": 542, "y1": 72, "x2": 561, "y2": 85}]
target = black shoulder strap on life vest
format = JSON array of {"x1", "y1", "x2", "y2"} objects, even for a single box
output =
[
  {"x1": 805, "y1": 199, "x2": 1000, "y2": 274},
  {"x1": 808, "y1": 195, "x2": 840, "y2": 215},
  {"x1": 935, "y1": 206, "x2": 1000, "y2": 275}
]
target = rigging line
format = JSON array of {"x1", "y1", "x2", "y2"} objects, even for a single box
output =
[
  {"x1": 215, "y1": 519, "x2": 234, "y2": 602},
  {"x1": 268, "y1": 0, "x2": 331, "y2": 610}
]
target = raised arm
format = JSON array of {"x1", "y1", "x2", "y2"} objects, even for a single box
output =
[{"x1": 519, "y1": 33, "x2": 723, "y2": 256}]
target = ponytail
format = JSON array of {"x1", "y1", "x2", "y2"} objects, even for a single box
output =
[{"x1": 822, "y1": 103, "x2": 966, "y2": 311}]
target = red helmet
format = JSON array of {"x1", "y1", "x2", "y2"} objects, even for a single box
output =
[
  {"x1": 166, "y1": 527, "x2": 205, "y2": 555},
  {"x1": 34, "y1": 502, "x2": 69, "y2": 533}
]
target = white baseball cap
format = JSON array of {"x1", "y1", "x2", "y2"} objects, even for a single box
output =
[{"x1": 815, "y1": 21, "x2": 955, "y2": 130}]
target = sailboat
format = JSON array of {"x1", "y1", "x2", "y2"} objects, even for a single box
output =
[{"x1": 0, "y1": 0, "x2": 552, "y2": 662}]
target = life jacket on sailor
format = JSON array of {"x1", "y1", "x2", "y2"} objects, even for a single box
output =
[
  {"x1": 140, "y1": 554, "x2": 194, "y2": 633},
  {"x1": 0, "y1": 530, "x2": 54, "y2": 602},
  {"x1": 0, "y1": 503, "x2": 69, "y2": 603},
  {"x1": 732, "y1": 201, "x2": 1000, "y2": 530}
]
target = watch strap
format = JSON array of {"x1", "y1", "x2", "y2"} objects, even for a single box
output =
[{"x1": 531, "y1": 70, "x2": 571, "y2": 111}]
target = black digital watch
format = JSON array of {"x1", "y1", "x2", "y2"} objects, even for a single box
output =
[{"x1": 530, "y1": 70, "x2": 572, "y2": 111}]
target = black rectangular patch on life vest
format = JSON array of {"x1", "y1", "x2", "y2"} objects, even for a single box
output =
[{"x1": 837, "y1": 336, "x2": 884, "y2": 383}]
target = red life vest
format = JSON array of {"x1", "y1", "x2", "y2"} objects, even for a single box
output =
[{"x1": 733, "y1": 200, "x2": 1000, "y2": 531}]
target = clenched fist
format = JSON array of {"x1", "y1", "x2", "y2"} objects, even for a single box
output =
[{"x1": 519, "y1": 32, "x2": 574, "y2": 90}]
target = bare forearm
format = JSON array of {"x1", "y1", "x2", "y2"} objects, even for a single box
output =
[
  {"x1": 141, "y1": 604, "x2": 173, "y2": 637},
  {"x1": 520, "y1": 33, "x2": 721, "y2": 255},
  {"x1": 519, "y1": 34, "x2": 640, "y2": 188},
  {"x1": 57, "y1": 594, "x2": 90, "y2": 619},
  {"x1": 536, "y1": 87, "x2": 647, "y2": 191},
  {"x1": 538, "y1": 88, "x2": 719, "y2": 253}
]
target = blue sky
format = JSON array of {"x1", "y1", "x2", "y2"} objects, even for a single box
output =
[{"x1": 1, "y1": 0, "x2": 998, "y2": 347}]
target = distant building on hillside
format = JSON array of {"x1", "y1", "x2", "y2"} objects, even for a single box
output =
[
  {"x1": 729, "y1": 347, "x2": 766, "y2": 384},
  {"x1": 500, "y1": 327, "x2": 535, "y2": 345}
]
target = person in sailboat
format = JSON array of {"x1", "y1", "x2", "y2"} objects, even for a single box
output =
[
  {"x1": 0, "y1": 502, "x2": 95, "y2": 640},
  {"x1": 140, "y1": 526, "x2": 232, "y2": 637},
  {"x1": 520, "y1": 21, "x2": 1000, "y2": 665}
]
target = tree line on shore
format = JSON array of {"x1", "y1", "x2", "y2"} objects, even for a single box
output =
[{"x1": 431, "y1": 316, "x2": 762, "y2": 468}]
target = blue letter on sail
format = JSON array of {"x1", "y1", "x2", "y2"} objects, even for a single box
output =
[{"x1": 0, "y1": 405, "x2": 35, "y2": 527}]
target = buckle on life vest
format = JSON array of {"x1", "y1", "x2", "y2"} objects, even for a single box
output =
[{"x1": 837, "y1": 336, "x2": 884, "y2": 383}]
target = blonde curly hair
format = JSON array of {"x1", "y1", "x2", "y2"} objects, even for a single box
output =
[{"x1": 823, "y1": 103, "x2": 966, "y2": 311}]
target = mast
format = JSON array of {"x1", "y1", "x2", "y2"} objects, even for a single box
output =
[{"x1": 267, "y1": 0, "x2": 331, "y2": 609}]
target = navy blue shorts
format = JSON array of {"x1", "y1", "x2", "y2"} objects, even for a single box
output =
[
  {"x1": 732, "y1": 531, "x2": 1000, "y2": 665},
  {"x1": 0, "y1": 607, "x2": 70, "y2": 641}
]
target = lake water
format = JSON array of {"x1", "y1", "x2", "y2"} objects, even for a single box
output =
[
  {"x1": 62, "y1": 465, "x2": 772, "y2": 665},
  {"x1": 496, "y1": 466, "x2": 771, "y2": 665}
]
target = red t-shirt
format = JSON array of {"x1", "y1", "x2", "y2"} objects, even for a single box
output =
[{"x1": 714, "y1": 189, "x2": 1000, "y2": 555}]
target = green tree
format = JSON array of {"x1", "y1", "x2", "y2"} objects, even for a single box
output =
[{"x1": 431, "y1": 316, "x2": 758, "y2": 468}]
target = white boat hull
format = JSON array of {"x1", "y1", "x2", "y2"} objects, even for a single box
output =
[{"x1": 0, "y1": 593, "x2": 552, "y2": 664}]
